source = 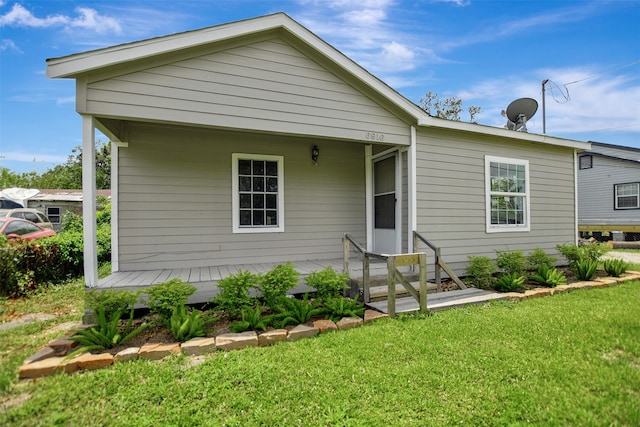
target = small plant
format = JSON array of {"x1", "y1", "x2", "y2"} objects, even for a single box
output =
[
  {"x1": 493, "y1": 273, "x2": 525, "y2": 292},
  {"x1": 274, "y1": 293, "x2": 325, "y2": 327},
  {"x1": 214, "y1": 269, "x2": 256, "y2": 319},
  {"x1": 305, "y1": 266, "x2": 350, "y2": 300},
  {"x1": 256, "y1": 262, "x2": 300, "y2": 310},
  {"x1": 495, "y1": 249, "x2": 525, "y2": 276},
  {"x1": 143, "y1": 278, "x2": 196, "y2": 321},
  {"x1": 166, "y1": 305, "x2": 215, "y2": 342},
  {"x1": 323, "y1": 296, "x2": 365, "y2": 322},
  {"x1": 575, "y1": 259, "x2": 598, "y2": 280},
  {"x1": 229, "y1": 304, "x2": 273, "y2": 333},
  {"x1": 465, "y1": 256, "x2": 496, "y2": 289},
  {"x1": 526, "y1": 248, "x2": 557, "y2": 271},
  {"x1": 603, "y1": 258, "x2": 628, "y2": 277},
  {"x1": 68, "y1": 306, "x2": 150, "y2": 356},
  {"x1": 86, "y1": 288, "x2": 139, "y2": 320},
  {"x1": 528, "y1": 265, "x2": 567, "y2": 287},
  {"x1": 557, "y1": 242, "x2": 607, "y2": 270}
]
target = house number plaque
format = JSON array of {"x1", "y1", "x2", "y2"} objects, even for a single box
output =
[{"x1": 364, "y1": 131, "x2": 385, "y2": 141}]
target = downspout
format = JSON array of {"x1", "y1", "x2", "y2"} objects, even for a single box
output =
[
  {"x1": 82, "y1": 115, "x2": 98, "y2": 289},
  {"x1": 408, "y1": 126, "x2": 417, "y2": 253}
]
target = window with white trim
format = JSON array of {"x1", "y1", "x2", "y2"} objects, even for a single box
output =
[
  {"x1": 614, "y1": 182, "x2": 639, "y2": 210},
  {"x1": 232, "y1": 153, "x2": 284, "y2": 233},
  {"x1": 485, "y1": 156, "x2": 530, "y2": 232}
]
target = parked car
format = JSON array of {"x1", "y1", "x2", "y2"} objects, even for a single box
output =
[
  {"x1": 0, "y1": 208, "x2": 53, "y2": 230},
  {"x1": 0, "y1": 217, "x2": 56, "y2": 241}
]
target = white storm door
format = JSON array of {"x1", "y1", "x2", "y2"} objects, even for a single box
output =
[{"x1": 373, "y1": 154, "x2": 398, "y2": 254}]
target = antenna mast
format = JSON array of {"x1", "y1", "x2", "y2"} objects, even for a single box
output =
[{"x1": 542, "y1": 79, "x2": 549, "y2": 134}]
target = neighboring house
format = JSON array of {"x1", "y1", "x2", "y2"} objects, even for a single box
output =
[
  {"x1": 578, "y1": 142, "x2": 640, "y2": 241},
  {"x1": 26, "y1": 189, "x2": 111, "y2": 232},
  {"x1": 46, "y1": 13, "x2": 589, "y2": 290}
]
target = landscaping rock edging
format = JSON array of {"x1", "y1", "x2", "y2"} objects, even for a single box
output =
[
  {"x1": 18, "y1": 310, "x2": 386, "y2": 380},
  {"x1": 17, "y1": 272, "x2": 640, "y2": 381}
]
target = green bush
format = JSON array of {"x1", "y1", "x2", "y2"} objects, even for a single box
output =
[
  {"x1": 305, "y1": 266, "x2": 350, "y2": 300},
  {"x1": 528, "y1": 265, "x2": 567, "y2": 287},
  {"x1": 575, "y1": 259, "x2": 598, "y2": 280},
  {"x1": 230, "y1": 305, "x2": 273, "y2": 333},
  {"x1": 214, "y1": 269, "x2": 256, "y2": 319},
  {"x1": 143, "y1": 278, "x2": 196, "y2": 321},
  {"x1": 465, "y1": 256, "x2": 496, "y2": 289},
  {"x1": 493, "y1": 273, "x2": 525, "y2": 292},
  {"x1": 496, "y1": 249, "x2": 525, "y2": 276},
  {"x1": 557, "y1": 242, "x2": 607, "y2": 269},
  {"x1": 603, "y1": 258, "x2": 628, "y2": 277},
  {"x1": 323, "y1": 296, "x2": 365, "y2": 322},
  {"x1": 256, "y1": 262, "x2": 300, "y2": 309},
  {"x1": 274, "y1": 293, "x2": 325, "y2": 327},
  {"x1": 526, "y1": 248, "x2": 557, "y2": 271},
  {"x1": 86, "y1": 288, "x2": 140, "y2": 320},
  {"x1": 166, "y1": 305, "x2": 215, "y2": 342}
]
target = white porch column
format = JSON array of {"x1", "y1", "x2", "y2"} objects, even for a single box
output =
[
  {"x1": 408, "y1": 126, "x2": 417, "y2": 253},
  {"x1": 82, "y1": 115, "x2": 98, "y2": 288},
  {"x1": 365, "y1": 144, "x2": 373, "y2": 252}
]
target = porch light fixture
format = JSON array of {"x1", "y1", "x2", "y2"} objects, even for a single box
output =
[{"x1": 311, "y1": 145, "x2": 319, "y2": 165}]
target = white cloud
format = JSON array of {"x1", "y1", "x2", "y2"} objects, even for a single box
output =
[
  {"x1": 0, "y1": 38, "x2": 20, "y2": 52},
  {"x1": 0, "y1": 151, "x2": 67, "y2": 164},
  {"x1": 0, "y1": 4, "x2": 121, "y2": 34}
]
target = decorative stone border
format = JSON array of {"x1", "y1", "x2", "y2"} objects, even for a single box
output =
[{"x1": 18, "y1": 310, "x2": 389, "y2": 380}]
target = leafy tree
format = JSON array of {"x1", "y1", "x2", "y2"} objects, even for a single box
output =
[{"x1": 419, "y1": 91, "x2": 482, "y2": 123}]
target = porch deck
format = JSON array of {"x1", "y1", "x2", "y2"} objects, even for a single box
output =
[{"x1": 97, "y1": 258, "x2": 395, "y2": 304}]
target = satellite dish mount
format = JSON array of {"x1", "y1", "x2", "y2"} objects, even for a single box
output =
[{"x1": 503, "y1": 98, "x2": 538, "y2": 133}]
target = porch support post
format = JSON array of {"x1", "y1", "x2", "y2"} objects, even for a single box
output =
[
  {"x1": 82, "y1": 115, "x2": 98, "y2": 289},
  {"x1": 408, "y1": 126, "x2": 417, "y2": 253},
  {"x1": 365, "y1": 144, "x2": 373, "y2": 252},
  {"x1": 573, "y1": 149, "x2": 579, "y2": 245}
]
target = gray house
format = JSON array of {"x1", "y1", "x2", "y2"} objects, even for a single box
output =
[
  {"x1": 578, "y1": 141, "x2": 640, "y2": 241},
  {"x1": 46, "y1": 13, "x2": 589, "y2": 293}
]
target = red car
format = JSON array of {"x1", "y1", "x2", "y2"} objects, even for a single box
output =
[{"x1": 0, "y1": 217, "x2": 56, "y2": 241}]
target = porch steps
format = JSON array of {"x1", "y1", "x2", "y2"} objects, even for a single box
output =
[
  {"x1": 366, "y1": 287, "x2": 508, "y2": 314},
  {"x1": 367, "y1": 281, "x2": 438, "y2": 301}
]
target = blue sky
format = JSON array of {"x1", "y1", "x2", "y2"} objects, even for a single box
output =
[{"x1": 1, "y1": 0, "x2": 639, "y2": 174}]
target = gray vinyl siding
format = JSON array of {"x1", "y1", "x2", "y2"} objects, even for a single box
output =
[
  {"x1": 578, "y1": 154, "x2": 640, "y2": 226},
  {"x1": 414, "y1": 129, "x2": 577, "y2": 273},
  {"x1": 83, "y1": 38, "x2": 411, "y2": 145},
  {"x1": 117, "y1": 123, "x2": 366, "y2": 271}
]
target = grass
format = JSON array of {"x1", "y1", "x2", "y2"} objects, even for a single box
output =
[{"x1": 1, "y1": 278, "x2": 639, "y2": 426}]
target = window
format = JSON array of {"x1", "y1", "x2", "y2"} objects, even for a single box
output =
[
  {"x1": 46, "y1": 207, "x2": 61, "y2": 224},
  {"x1": 615, "y1": 182, "x2": 639, "y2": 210},
  {"x1": 579, "y1": 155, "x2": 592, "y2": 169},
  {"x1": 232, "y1": 153, "x2": 284, "y2": 233},
  {"x1": 485, "y1": 156, "x2": 530, "y2": 232}
]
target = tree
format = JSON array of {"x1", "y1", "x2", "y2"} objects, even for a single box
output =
[
  {"x1": 419, "y1": 91, "x2": 482, "y2": 123},
  {"x1": 0, "y1": 141, "x2": 111, "y2": 190}
]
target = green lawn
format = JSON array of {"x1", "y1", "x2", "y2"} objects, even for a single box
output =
[{"x1": 1, "y1": 279, "x2": 639, "y2": 426}]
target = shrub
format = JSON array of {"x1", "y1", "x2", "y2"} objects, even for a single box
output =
[
  {"x1": 274, "y1": 293, "x2": 325, "y2": 327},
  {"x1": 323, "y1": 296, "x2": 365, "y2": 322},
  {"x1": 230, "y1": 305, "x2": 273, "y2": 333},
  {"x1": 86, "y1": 288, "x2": 139, "y2": 320},
  {"x1": 256, "y1": 262, "x2": 300, "y2": 309},
  {"x1": 305, "y1": 266, "x2": 350, "y2": 300},
  {"x1": 68, "y1": 306, "x2": 150, "y2": 356},
  {"x1": 166, "y1": 305, "x2": 215, "y2": 342},
  {"x1": 526, "y1": 248, "x2": 557, "y2": 271},
  {"x1": 465, "y1": 256, "x2": 496, "y2": 289},
  {"x1": 575, "y1": 259, "x2": 598, "y2": 280},
  {"x1": 528, "y1": 265, "x2": 566, "y2": 287},
  {"x1": 493, "y1": 273, "x2": 525, "y2": 292},
  {"x1": 143, "y1": 279, "x2": 196, "y2": 321},
  {"x1": 603, "y1": 258, "x2": 628, "y2": 277},
  {"x1": 214, "y1": 269, "x2": 256, "y2": 319},
  {"x1": 495, "y1": 249, "x2": 525, "y2": 276},
  {"x1": 557, "y1": 242, "x2": 607, "y2": 269}
]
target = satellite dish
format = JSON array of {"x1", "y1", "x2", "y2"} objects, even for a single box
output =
[{"x1": 503, "y1": 97, "x2": 538, "y2": 132}]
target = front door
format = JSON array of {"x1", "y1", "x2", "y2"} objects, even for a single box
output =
[{"x1": 373, "y1": 154, "x2": 398, "y2": 254}]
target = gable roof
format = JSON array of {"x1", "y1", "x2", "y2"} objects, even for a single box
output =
[{"x1": 46, "y1": 12, "x2": 589, "y2": 151}]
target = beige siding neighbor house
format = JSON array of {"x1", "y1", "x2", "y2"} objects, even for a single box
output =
[{"x1": 46, "y1": 13, "x2": 589, "y2": 293}]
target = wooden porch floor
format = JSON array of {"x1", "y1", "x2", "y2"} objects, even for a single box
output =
[{"x1": 98, "y1": 258, "x2": 396, "y2": 305}]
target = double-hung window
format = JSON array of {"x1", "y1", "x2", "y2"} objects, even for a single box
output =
[
  {"x1": 485, "y1": 155, "x2": 530, "y2": 232},
  {"x1": 614, "y1": 182, "x2": 639, "y2": 209},
  {"x1": 232, "y1": 153, "x2": 284, "y2": 233}
]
